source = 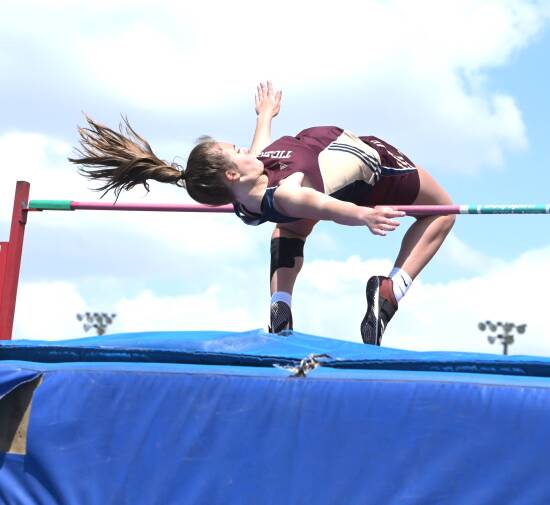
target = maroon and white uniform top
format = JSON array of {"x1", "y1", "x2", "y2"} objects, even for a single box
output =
[{"x1": 233, "y1": 126, "x2": 418, "y2": 225}]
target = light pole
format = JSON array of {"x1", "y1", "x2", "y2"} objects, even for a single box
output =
[
  {"x1": 478, "y1": 320, "x2": 526, "y2": 355},
  {"x1": 77, "y1": 312, "x2": 117, "y2": 336}
]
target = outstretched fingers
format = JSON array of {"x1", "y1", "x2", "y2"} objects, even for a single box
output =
[
  {"x1": 255, "y1": 80, "x2": 282, "y2": 117},
  {"x1": 255, "y1": 82, "x2": 265, "y2": 105},
  {"x1": 372, "y1": 224, "x2": 397, "y2": 236},
  {"x1": 371, "y1": 206, "x2": 406, "y2": 236}
]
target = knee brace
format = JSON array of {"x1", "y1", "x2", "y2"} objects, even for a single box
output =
[{"x1": 270, "y1": 237, "x2": 305, "y2": 280}]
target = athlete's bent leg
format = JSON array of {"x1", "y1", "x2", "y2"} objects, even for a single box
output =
[
  {"x1": 269, "y1": 221, "x2": 316, "y2": 333},
  {"x1": 269, "y1": 236, "x2": 304, "y2": 333},
  {"x1": 394, "y1": 167, "x2": 455, "y2": 279},
  {"x1": 361, "y1": 167, "x2": 454, "y2": 345}
]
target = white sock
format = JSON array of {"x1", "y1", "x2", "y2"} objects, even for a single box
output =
[
  {"x1": 389, "y1": 267, "x2": 412, "y2": 303},
  {"x1": 271, "y1": 291, "x2": 292, "y2": 307}
]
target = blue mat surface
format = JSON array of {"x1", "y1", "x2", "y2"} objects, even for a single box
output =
[{"x1": 1, "y1": 330, "x2": 549, "y2": 504}]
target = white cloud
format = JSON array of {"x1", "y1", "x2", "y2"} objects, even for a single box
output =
[
  {"x1": 295, "y1": 244, "x2": 550, "y2": 356},
  {"x1": 12, "y1": 238, "x2": 550, "y2": 359},
  {"x1": 1, "y1": 0, "x2": 549, "y2": 359},
  {"x1": 11, "y1": 280, "x2": 267, "y2": 341},
  {"x1": 298, "y1": 255, "x2": 391, "y2": 296},
  {"x1": 0, "y1": 131, "x2": 267, "y2": 259},
  {"x1": 437, "y1": 233, "x2": 505, "y2": 273},
  {"x1": 387, "y1": 266, "x2": 545, "y2": 356},
  {"x1": 0, "y1": 132, "x2": 74, "y2": 217},
  {"x1": 69, "y1": 0, "x2": 543, "y2": 113},
  {"x1": 114, "y1": 287, "x2": 260, "y2": 333},
  {"x1": 13, "y1": 281, "x2": 87, "y2": 340},
  {"x1": 2, "y1": 0, "x2": 548, "y2": 172}
]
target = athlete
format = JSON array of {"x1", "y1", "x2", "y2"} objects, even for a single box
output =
[{"x1": 71, "y1": 82, "x2": 455, "y2": 345}]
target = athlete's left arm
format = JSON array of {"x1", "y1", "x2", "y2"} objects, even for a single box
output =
[
  {"x1": 249, "y1": 81, "x2": 282, "y2": 156},
  {"x1": 274, "y1": 173, "x2": 404, "y2": 234}
]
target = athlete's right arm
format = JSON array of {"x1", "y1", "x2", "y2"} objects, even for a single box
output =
[
  {"x1": 275, "y1": 179, "x2": 405, "y2": 236},
  {"x1": 249, "y1": 81, "x2": 282, "y2": 156}
]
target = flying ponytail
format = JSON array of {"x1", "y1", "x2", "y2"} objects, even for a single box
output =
[
  {"x1": 69, "y1": 116, "x2": 234, "y2": 205},
  {"x1": 70, "y1": 115, "x2": 236, "y2": 205},
  {"x1": 69, "y1": 115, "x2": 183, "y2": 200}
]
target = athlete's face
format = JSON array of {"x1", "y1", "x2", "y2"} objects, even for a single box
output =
[{"x1": 217, "y1": 142, "x2": 263, "y2": 180}]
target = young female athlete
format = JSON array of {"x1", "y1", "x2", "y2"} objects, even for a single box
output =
[{"x1": 71, "y1": 81, "x2": 455, "y2": 345}]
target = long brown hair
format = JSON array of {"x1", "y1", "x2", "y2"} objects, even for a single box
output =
[{"x1": 69, "y1": 116, "x2": 235, "y2": 205}]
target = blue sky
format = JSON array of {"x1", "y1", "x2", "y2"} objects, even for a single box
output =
[
  {"x1": 439, "y1": 26, "x2": 550, "y2": 265},
  {"x1": 1, "y1": 0, "x2": 549, "y2": 355}
]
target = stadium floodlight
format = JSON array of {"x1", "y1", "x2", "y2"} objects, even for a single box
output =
[{"x1": 477, "y1": 320, "x2": 527, "y2": 355}]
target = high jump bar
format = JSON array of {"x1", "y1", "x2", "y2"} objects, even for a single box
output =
[
  {"x1": 2, "y1": 181, "x2": 550, "y2": 341},
  {"x1": 27, "y1": 200, "x2": 550, "y2": 216}
]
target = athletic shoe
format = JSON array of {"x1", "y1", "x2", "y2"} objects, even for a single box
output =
[
  {"x1": 360, "y1": 276, "x2": 398, "y2": 345},
  {"x1": 269, "y1": 301, "x2": 293, "y2": 334}
]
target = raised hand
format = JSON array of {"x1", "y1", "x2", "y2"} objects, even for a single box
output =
[{"x1": 255, "y1": 80, "x2": 282, "y2": 118}]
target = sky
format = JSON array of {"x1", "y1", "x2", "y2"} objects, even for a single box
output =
[{"x1": 1, "y1": 0, "x2": 550, "y2": 356}]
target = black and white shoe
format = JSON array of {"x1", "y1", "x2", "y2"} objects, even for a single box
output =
[
  {"x1": 360, "y1": 276, "x2": 398, "y2": 345},
  {"x1": 269, "y1": 301, "x2": 293, "y2": 335}
]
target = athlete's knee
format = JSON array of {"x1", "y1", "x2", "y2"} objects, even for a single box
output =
[
  {"x1": 442, "y1": 213, "x2": 456, "y2": 233},
  {"x1": 431, "y1": 213, "x2": 455, "y2": 238},
  {"x1": 414, "y1": 212, "x2": 455, "y2": 235},
  {"x1": 270, "y1": 236, "x2": 305, "y2": 279}
]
